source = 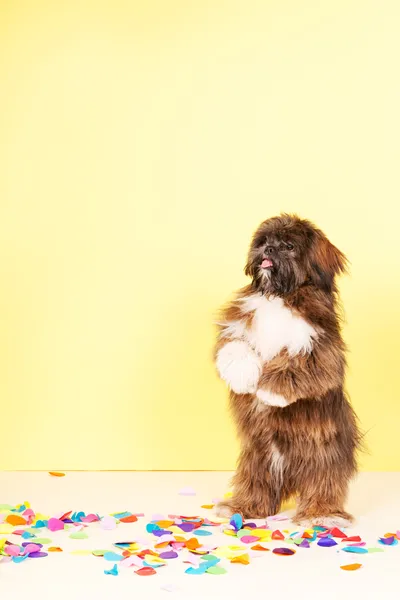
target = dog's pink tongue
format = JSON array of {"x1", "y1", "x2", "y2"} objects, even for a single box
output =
[{"x1": 261, "y1": 258, "x2": 273, "y2": 268}]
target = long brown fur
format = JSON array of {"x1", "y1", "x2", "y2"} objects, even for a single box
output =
[{"x1": 214, "y1": 214, "x2": 360, "y2": 524}]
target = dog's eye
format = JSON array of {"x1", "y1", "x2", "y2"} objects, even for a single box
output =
[{"x1": 286, "y1": 243, "x2": 294, "y2": 251}]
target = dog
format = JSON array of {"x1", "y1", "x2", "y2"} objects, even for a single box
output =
[{"x1": 214, "y1": 214, "x2": 360, "y2": 527}]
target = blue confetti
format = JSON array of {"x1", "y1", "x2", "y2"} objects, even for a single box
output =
[
  {"x1": 342, "y1": 546, "x2": 369, "y2": 554},
  {"x1": 104, "y1": 564, "x2": 119, "y2": 576},
  {"x1": 103, "y1": 552, "x2": 124, "y2": 562},
  {"x1": 229, "y1": 513, "x2": 243, "y2": 532}
]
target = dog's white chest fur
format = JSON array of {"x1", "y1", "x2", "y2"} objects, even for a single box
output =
[{"x1": 242, "y1": 295, "x2": 316, "y2": 361}]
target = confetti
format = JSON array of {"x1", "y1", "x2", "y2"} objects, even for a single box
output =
[
  {"x1": 317, "y1": 538, "x2": 338, "y2": 548},
  {"x1": 230, "y1": 553, "x2": 250, "y2": 565},
  {"x1": 101, "y1": 516, "x2": 117, "y2": 531},
  {"x1": 340, "y1": 563, "x2": 362, "y2": 571},
  {"x1": 103, "y1": 552, "x2": 124, "y2": 562},
  {"x1": 251, "y1": 544, "x2": 270, "y2": 551},
  {"x1": 207, "y1": 565, "x2": 227, "y2": 574},
  {"x1": 0, "y1": 499, "x2": 398, "y2": 582},
  {"x1": 69, "y1": 531, "x2": 88, "y2": 540},
  {"x1": 272, "y1": 548, "x2": 296, "y2": 556},
  {"x1": 271, "y1": 530, "x2": 285, "y2": 540},
  {"x1": 378, "y1": 536, "x2": 397, "y2": 546},
  {"x1": 135, "y1": 567, "x2": 157, "y2": 576},
  {"x1": 49, "y1": 472, "x2": 65, "y2": 477},
  {"x1": 194, "y1": 529, "x2": 212, "y2": 537},
  {"x1": 47, "y1": 518, "x2": 65, "y2": 532},
  {"x1": 6, "y1": 514, "x2": 27, "y2": 526},
  {"x1": 240, "y1": 535, "x2": 260, "y2": 544},
  {"x1": 330, "y1": 527, "x2": 347, "y2": 538},
  {"x1": 104, "y1": 564, "x2": 119, "y2": 576},
  {"x1": 229, "y1": 513, "x2": 243, "y2": 531},
  {"x1": 119, "y1": 514, "x2": 138, "y2": 524},
  {"x1": 159, "y1": 551, "x2": 178, "y2": 559}
]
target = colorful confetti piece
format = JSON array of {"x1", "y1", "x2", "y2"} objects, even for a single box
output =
[
  {"x1": 340, "y1": 563, "x2": 362, "y2": 571},
  {"x1": 104, "y1": 564, "x2": 119, "y2": 576},
  {"x1": 272, "y1": 547, "x2": 296, "y2": 556}
]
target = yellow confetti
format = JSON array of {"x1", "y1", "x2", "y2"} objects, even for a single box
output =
[
  {"x1": 252, "y1": 529, "x2": 272, "y2": 540},
  {"x1": 71, "y1": 549, "x2": 92, "y2": 556},
  {"x1": 231, "y1": 553, "x2": 250, "y2": 565},
  {"x1": 169, "y1": 526, "x2": 183, "y2": 535},
  {"x1": 144, "y1": 555, "x2": 166, "y2": 565},
  {"x1": 0, "y1": 525, "x2": 14, "y2": 535},
  {"x1": 223, "y1": 529, "x2": 236, "y2": 537}
]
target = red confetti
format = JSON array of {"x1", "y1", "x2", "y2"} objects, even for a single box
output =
[
  {"x1": 119, "y1": 515, "x2": 138, "y2": 523},
  {"x1": 135, "y1": 567, "x2": 157, "y2": 576},
  {"x1": 330, "y1": 527, "x2": 347, "y2": 538}
]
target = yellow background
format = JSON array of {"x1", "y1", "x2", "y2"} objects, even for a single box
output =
[{"x1": 1, "y1": 0, "x2": 399, "y2": 470}]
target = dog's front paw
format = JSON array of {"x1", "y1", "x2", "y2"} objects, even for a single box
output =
[
  {"x1": 216, "y1": 340, "x2": 261, "y2": 394},
  {"x1": 256, "y1": 388, "x2": 289, "y2": 407}
]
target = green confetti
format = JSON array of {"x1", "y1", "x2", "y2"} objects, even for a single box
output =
[
  {"x1": 92, "y1": 549, "x2": 109, "y2": 557},
  {"x1": 69, "y1": 531, "x2": 88, "y2": 540},
  {"x1": 206, "y1": 566, "x2": 227, "y2": 575}
]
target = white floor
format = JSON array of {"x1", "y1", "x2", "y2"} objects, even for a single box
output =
[{"x1": 1, "y1": 471, "x2": 399, "y2": 600}]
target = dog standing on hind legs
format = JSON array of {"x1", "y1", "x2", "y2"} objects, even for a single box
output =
[{"x1": 214, "y1": 214, "x2": 361, "y2": 527}]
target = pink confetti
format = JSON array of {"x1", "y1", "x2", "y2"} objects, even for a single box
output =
[
  {"x1": 183, "y1": 554, "x2": 202, "y2": 567},
  {"x1": 241, "y1": 535, "x2": 261, "y2": 544},
  {"x1": 101, "y1": 516, "x2": 117, "y2": 530},
  {"x1": 4, "y1": 544, "x2": 21, "y2": 557},
  {"x1": 170, "y1": 542, "x2": 186, "y2": 551},
  {"x1": 23, "y1": 544, "x2": 42, "y2": 555},
  {"x1": 47, "y1": 518, "x2": 65, "y2": 532},
  {"x1": 22, "y1": 509, "x2": 35, "y2": 525},
  {"x1": 348, "y1": 542, "x2": 366, "y2": 547},
  {"x1": 80, "y1": 514, "x2": 99, "y2": 523},
  {"x1": 121, "y1": 555, "x2": 144, "y2": 568}
]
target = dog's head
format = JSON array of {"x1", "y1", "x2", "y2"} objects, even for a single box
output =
[{"x1": 245, "y1": 214, "x2": 348, "y2": 295}]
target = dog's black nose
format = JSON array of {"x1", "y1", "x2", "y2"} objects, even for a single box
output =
[{"x1": 265, "y1": 245, "x2": 275, "y2": 256}]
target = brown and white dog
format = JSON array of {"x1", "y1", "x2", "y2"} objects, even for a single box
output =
[{"x1": 214, "y1": 214, "x2": 360, "y2": 527}]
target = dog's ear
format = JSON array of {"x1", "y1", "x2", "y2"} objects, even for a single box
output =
[{"x1": 309, "y1": 234, "x2": 348, "y2": 292}]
